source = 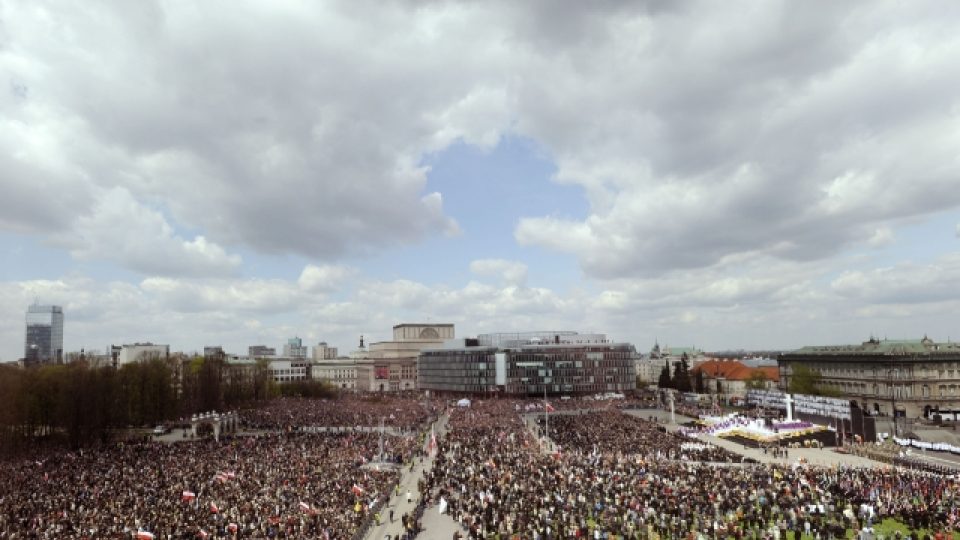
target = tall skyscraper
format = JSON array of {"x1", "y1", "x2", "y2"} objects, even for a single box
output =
[
  {"x1": 24, "y1": 303, "x2": 64, "y2": 364},
  {"x1": 283, "y1": 337, "x2": 307, "y2": 358}
]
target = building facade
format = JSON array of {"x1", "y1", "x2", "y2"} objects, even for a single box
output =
[
  {"x1": 312, "y1": 342, "x2": 338, "y2": 361},
  {"x1": 283, "y1": 337, "x2": 308, "y2": 359},
  {"x1": 778, "y1": 337, "x2": 960, "y2": 419},
  {"x1": 355, "y1": 323, "x2": 454, "y2": 392},
  {"x1": 419, "y1": 331, "x2": 637, "y2": 396},
  {"x1": 249, "y1": 345, "x2": 276, "y2": 357},
  {"x1": 311, "y1": 359, "x2": 358, "y2": 390},
  {"x1": 24, "y1": 304, "x2": 64, "y2": 364},
  {"x1": 267, "y1": 358, "x2": 309, "y2": 383},
  {"x1": 115, "y1": 343, "x2": 170, "y2": 366}
]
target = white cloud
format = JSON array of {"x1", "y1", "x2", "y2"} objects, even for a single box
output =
[
  {"x1": 469, "y1": 259, "x2": 528, "y2": 286},
  {"x1": 298, "y1": 264, "x2": 354, "y2": 293},
  {"x1": 831, "y1": 253, "x2": 960, "y2": 305},
  {"x1": 55, "y1": 187, "x2": 241, "y2": 277}
]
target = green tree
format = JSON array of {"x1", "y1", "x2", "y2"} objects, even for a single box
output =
[
  {"x1": 745, "y1": 370, "x2": 770, "y2": 391},
  {"x1": 657, "y1": 363, "x2": 672, "y2": 389},
  {"x1": 694, "y1": 369, "x2": 706, "y2": 394},
  {"x1": 788, "y1": 364, "x2": 824, "y2": 395},
  {"x1": 673, "y1": 356, "x2": 692, "y2": 392}
]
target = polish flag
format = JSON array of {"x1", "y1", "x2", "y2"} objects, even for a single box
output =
[
  {"x1": 299, "y1": 501, "x2": 311, "y2": 512},
  {"x1": 137, "y1": 531, "x2": 155, "y2": 540},
  {"x1": 545, "y1": 402, "x2": 555, "y2": 413},
  {"x1": 351, "y1": 484, "x2": 364, "y2": 496},
  {"x1": 197, "y1": 530, "x2": 209, "y2": 539},
  {"x1": 181, "y1": 490, "x2": 196, "y2": 502},
  {"x1": 209, "y1": 502, "x2": 219, "y2": 514},
  {"x1": 227, "y1": 523, "x2": 238, "y2": 533}
]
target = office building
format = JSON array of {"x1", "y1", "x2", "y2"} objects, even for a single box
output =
[
  {"x1": 248, "y1": 345, "x2": 276, "y2": 357},
  {"x1": 24, "y1": 303, "x2": 64, "y2": 364},
  {"x1": 418, "y1": 331, "x2": 636, "y2": 396},
  {"x1": 283, "y1": 337, "x2": 308, "y2": 359}
]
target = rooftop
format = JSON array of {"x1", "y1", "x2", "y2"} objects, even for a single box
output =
[{"x1": 784, "y1": 336, "x2": 960, "y2": 357}]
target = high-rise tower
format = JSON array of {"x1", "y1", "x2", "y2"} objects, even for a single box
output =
[{"x1": 24, "y1": 303, "x2": 64, "y2": 364}]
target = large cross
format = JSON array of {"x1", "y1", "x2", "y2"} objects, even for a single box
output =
[{"x1": 784, "y1": 393, "x2": 795, "y2": 422}]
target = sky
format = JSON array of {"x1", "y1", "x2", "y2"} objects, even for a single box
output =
[{"x1": 2, "y1": 0, "x2": 960, "y2": 360}]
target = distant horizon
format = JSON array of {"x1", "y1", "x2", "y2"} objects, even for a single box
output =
[{"x1": 3, "y1": 2, "x2": 959, "y2": 363}]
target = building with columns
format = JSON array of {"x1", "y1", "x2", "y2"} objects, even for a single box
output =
[
  {"x1": 355, "y1": 323, "x2": 454, "y2": 392},
  {"x1": 778, "y1": 336, "x2": 960, "y2": 419}
]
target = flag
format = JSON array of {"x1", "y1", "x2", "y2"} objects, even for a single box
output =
[
  {"x1": 197, "y1": 530, "x2": 209, "y2": 539},
  {"x1": 299, "y1": 501, "x2": 312, "y2": 513},
  {"x1": 545, "y1": 402, "x2": 555, "y2": 413},
  {"x1": 426, "y1": 427, "x2": 437, "y2": 457},
  {"x1": 182, "y1": 490, "x2": 196, "y2": 502},
  {"x1": 351, "y1": 484, "x2": 364, "y2": 496},
  {"x1": 209, "y1": 502, "x2": 219, "y2": 514},
  {"x1": 137, "y1": 532, "x2": 155, "y2": 540}
]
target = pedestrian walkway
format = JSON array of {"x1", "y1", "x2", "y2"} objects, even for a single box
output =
[{"x1": 364, "y1": 412, "x2": 455, "y2": 540}]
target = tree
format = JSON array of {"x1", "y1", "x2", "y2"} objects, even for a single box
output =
[
  {"x1": 673, "y1": 356, "x2": 692, "y2": 393},
  {"x1": 694, "y1": 369, "x2": 706, "y2": 394},
  {"x1": 657, "y1": 363, "x2": 672, "y2": 389},
  {"x1": 745, "y1": 370, "x2": 770, "y2": 391},
  {"x1": 788, "y1": 364, "x2": 824, "y2": 395}
]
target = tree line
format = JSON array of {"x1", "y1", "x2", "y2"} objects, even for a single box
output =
[{"x1": 0, "y1": 356, "x2": 335, "y2": 455}]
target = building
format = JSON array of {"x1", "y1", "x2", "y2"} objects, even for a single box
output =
[
  {"x1": 418, "y1": 331, "x2": 636, "y2": 396},
  {"x1": 267, "y1": 358, "x2": 309, "y2": 384},
  {"x1": 116, "y1": 343, "x2": 170, "y2": 366},
  {"x1": 691, "y1": 359, "x2": 779, "y2": 403},
  {"x1": 312, "y1": 342, "x2": 338, "y2": 361},
  {"x1": 283, "y1": 337, "x2": 308, "y2": 359},
  {"x1": 203, "y1": 346, "x2": 225, "y2": 358},
  {"x1": 24, "y1": 303, "x2": 64, "y2": 364},
  {"x1": 311, "y1": 358, "x2": 357, "y2": 390},
  {"x1": 248, "y1": 345, "x2": 276, "y2": 357},
  {"x1": 356, "y1": 323, "x2": 455, "y2": 392},
  {"x1": 778, "y1": 336, "x2": 960, "y2": 419}
]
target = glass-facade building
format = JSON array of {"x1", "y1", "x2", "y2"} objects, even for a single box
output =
[
  {"x1": 419, "y1": 332, "x2": 636, "y2": 396},
  {"x1": 24, "y1": 304, "x2": 64, "y2": 364}
]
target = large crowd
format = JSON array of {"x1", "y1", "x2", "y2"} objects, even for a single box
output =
[
  {"x1": 543, "y1": 410, "x2": 742, "y2": 462},
  {"x1": 421, "y1": 401, "x2": 960, "y2": 540},
  {"x1": 0, "y1": 398, "x2": 429, "y2": 539},
  {"x1": 239, "y1": 396, "x2": 439, "y2": 433},
  {"x1": 4, "y1": 394, "x2": 960, "y2": 539}
]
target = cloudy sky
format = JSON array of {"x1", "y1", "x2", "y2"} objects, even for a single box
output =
[{"x1": 2, "y1": 0, "x2": 960, "y2": 360}]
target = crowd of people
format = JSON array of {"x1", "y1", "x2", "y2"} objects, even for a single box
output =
[
  {"x1": 543, "y1": 410, "x2": 742, "y2": 462},
  {"x1": 4, "y1": 393, "x2": 960, "y2": 539},
  {"x1": 239, "y1": 396, "x2": 439, "y2": 434},
  {"x1": 0, "y1": 398, "x2": 429, "y2": 539},
  {"x1": 421, "y1": 401, "x2": 959, "y2": 539}
]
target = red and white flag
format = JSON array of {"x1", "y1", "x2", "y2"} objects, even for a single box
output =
[
  {"x1": 299, "y1": 501, "x2": 311, "y2": 512},
  {"x1": 209, "y1": 502, "x2": 219, "y2": 514},
  {"x1": 197, "y1": 529, "x2": 209, "y2": 539},
  {"x1": 227, "y1": 523, "x2": 238, "y2": 533},
  {"x1": 181, "y1": 490, "x2": 196, "y2": 502},
  {"x1": 545, "y1": 402, "x2": 555, "y2": 413},
  {"x1": 351, "y1": 484, "x2": 364, "y2": 496},
  {"x1": 425, "y1": 427, "x2": 437, "y2": 457},
  {"x1": 137, "y1": 531, "x2": 155, "y2": 540}
]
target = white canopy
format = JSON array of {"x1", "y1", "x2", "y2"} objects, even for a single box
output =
[{"x1": 457, "y1": 398, "x2": 471, "y2": 407}]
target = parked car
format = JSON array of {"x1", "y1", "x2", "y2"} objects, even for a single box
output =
[{"x1": 153, "y1": 425, "x2": 170, "y2": 435}]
